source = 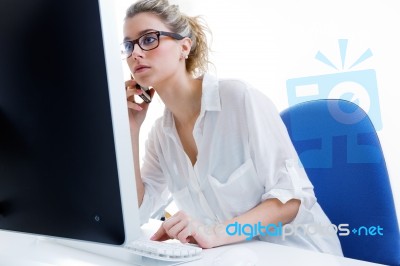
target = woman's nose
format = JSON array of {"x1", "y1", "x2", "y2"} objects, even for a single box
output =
[{"x1": 131, "y1": 43, "x2": 144, "y2": 59}]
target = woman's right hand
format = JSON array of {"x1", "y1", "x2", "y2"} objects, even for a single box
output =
[{"x1": 125, "y1": 79, "x2": 155, "y2": 133}]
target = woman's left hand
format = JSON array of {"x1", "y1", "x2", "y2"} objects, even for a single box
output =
[{"x1": 150, "y1": 211, "x2": 219, "y2": 249}]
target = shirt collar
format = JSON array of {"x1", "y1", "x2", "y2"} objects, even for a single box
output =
[
  {"x1": 201, "y1": 73, "x2": 221, "y2": 112},
  {"x1": 162, "y1": 73, "x2": 221, "y2": 129}
]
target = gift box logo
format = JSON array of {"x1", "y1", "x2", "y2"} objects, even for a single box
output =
[{"x1": 286, "y1": 39, "x2": 382, "y2": 167}]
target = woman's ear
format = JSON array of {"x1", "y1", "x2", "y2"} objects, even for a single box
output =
[{"x1": 180, "y1": 37, "x2": 192, "y2": 58}]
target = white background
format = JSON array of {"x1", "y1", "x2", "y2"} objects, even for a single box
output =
[{"x1": 113, "y1": 0, "x2": 400, "y2": 223}]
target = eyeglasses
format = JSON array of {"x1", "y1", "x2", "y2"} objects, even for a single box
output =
[{"x1": 120, "y1": 31, "x2": 185, "y2": 60}]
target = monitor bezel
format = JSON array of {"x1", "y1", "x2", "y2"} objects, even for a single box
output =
[{"x1": 97, "y1": 0, "x2": 141, "y2": 245}]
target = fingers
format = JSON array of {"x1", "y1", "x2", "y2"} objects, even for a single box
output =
[
  {"x1": 127, "y1": 100, "x2": 143, "y2": 111},
  {"x1": 151, "y1": 211, "x2": 194, "y2": 244},
  {"x1": 176, "y1": 226, "x2": 193, "y2": 243},
  {"x1": 126, "y1": 86, "x2": 138, "y2": 99},
  {"x1": 124, "y1": 79, "x2": 136, "y2": 89},
  {"x1": 150, "y1": 225, "x2": 171, "y2": 242},
  {"x1": 125, "y1": 80, "x2": 151, "y2": 110},
  {"x1": 163, "y1": 216, "x2": 191, "y2": 243},
  {"x1": 125, "y1": 84, "x2": 142, "y2": 101}
]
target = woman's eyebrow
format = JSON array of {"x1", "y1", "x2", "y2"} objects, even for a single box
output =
[{"x1": 123, "y1": 29, "x2": 158, "y2": 41}]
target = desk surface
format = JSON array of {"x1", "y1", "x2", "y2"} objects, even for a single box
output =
[{"x1": 0, "y1": 220, "x2": 384, "y2": 266}]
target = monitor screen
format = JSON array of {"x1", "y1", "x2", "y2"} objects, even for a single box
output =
[{"x1": 0, "y1": 0, "x2": 140, "y2": 245}]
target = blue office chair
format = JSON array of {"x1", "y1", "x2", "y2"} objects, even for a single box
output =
[{"x1": 280, "y1": 99, "x2": 400, "y2": 265}]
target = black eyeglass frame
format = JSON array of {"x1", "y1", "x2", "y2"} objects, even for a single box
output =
[{"x1": 121, "y1": 31, "x2": 185, "y2": 59}]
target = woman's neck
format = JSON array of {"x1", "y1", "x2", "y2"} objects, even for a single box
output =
[{"x1": 156, "y1": 74, "x2": 203, "y2": 126}]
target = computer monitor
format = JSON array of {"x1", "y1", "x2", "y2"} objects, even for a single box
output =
[{"x1": 0, "y1": 0, "x2": 141, "y2": 247}]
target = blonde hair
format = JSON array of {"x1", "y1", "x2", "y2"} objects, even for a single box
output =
[{"x1": 125, "y1": 0, "x2": 211, "y2": 77}]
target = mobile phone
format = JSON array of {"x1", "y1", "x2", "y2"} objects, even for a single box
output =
[{"x1": 136, "y1": 83, "x2": 151, "y2": 103}]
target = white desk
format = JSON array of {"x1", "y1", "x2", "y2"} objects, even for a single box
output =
[{"x1": 0, "y1": 220, "x2": 385, "y2": 266}]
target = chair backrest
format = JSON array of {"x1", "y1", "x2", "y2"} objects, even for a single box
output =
[{"x1": 280, "y1": 99, "x2": 400, "y2": 265}]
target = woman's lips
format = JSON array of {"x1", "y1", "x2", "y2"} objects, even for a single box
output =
[{"x1": 134, "y1": 65, "x2": 150, "y2": 73}]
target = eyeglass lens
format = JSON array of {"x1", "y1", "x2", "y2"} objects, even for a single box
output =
[{"x1": 121, "y1": 32, "x2": 159, "y2": 59}]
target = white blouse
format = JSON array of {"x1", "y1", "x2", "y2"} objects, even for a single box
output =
[{"x1": 138, "y1": 73, "x2": 343, "y2": 256}]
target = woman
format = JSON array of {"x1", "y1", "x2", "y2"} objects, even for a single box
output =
[{"x1": 122, "y1": 0, "x2": 342, "y2": 256}]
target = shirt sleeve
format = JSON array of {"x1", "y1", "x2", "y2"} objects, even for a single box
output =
[
  {"x1": 138, "y1": 123, "x2": 169, "y2": 225},
  {"x1": 244, "y1": 86, "x2": 316, "y2": 210}
]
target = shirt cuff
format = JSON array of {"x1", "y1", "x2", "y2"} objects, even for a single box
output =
[{"x1": 261, "y1": 159, "x2": 316, "y2": 209}]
